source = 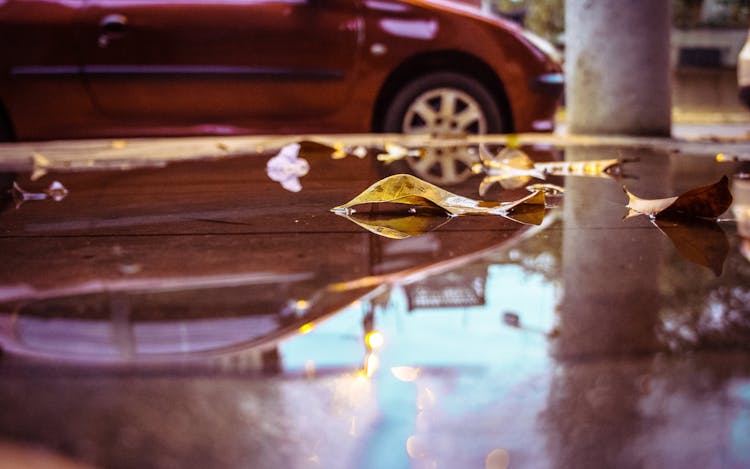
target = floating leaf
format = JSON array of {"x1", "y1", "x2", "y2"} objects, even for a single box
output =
[
  {"x1": 625, "y1": 176, "x2": 733, "y2": 219},
  {"x1": 473, "y1": 146, "x2": 623, "y2": 195},
  {"x1": 331, "y1": 144, "x2": 368, "y2": 160},
  {"x1": 716, "y1": 153, "x2": 750, "y2": 163},
  {"x1": 266, "y1": 143, "x2": 310, "y2": 193},
  {"x1": 331, "y1": 174, "x2": 545, "y2": 223},
  {"x1": 11, "y1": 180, "x2": 69, "y2": 209},
  {"x1": 376, "y1": 143, "x2": 425, "y2": 164},
  {"x1": 474, "y1": 146, "x2": 546, "y2": 194},
  {"x1": 30, "y1": 152, "x2": 50, "y2": 181},
  {"x1": 654, "y1": 216, "x2": 729, "y2": 276},
  {"x1": 536, "y1": 158, "x2": 621, "y2": 177}
]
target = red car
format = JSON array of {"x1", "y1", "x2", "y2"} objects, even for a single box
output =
[{"x1": 0, "y1": 0, "x2": 562, "y2": 142}]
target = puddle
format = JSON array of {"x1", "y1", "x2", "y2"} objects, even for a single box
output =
[{"x1": 0, "y1": 137, "x2": 749, "y2": 468}]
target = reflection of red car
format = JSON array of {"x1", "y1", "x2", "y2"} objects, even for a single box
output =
[{"x1": 0, "y1": 0, "x2": 562, "y2": 142}]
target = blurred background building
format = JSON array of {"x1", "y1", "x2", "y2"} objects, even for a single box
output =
[{"x1": 479, "y1": 0, "x2": 750, "y2": 123}]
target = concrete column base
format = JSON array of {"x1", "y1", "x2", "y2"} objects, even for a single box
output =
[{"x1": 566, "y1": 0, "x2": 672, "y2": 136}]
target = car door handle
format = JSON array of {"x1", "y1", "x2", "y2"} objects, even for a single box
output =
[{"x1": 98, "y1": 14, "x2": 128, "y2": 48}]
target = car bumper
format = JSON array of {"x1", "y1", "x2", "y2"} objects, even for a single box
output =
[{"x1": 530, "y1": 72, "x2": 564, "y2": 96}]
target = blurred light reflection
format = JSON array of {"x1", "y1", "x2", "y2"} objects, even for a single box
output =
[
  {"x1": 365, "y1": 331, "x2": 384, "y2": 350},
  {"x1": 391, "y1": 366, "x2": 421, "y2": 382},
  {"x1": 298, "y1": 322, "x2": 314, "y2": 335},
  {"x1": 365, "y1": 353, "x2": 380, "y2": 378},
  {"x1": 485, "y1": 448, "x2": 511, "y2": 469}
]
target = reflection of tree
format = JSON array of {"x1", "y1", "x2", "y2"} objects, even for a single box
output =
[
  {"x1": 674, "y1": 0, "x2": 750, "y2": 27},
  {"x1": 658, "y1": 235, "x2": 750, "y2": 351},
  {"x1": 491, "y1": 0, "x2": 565, "y2": 45}
]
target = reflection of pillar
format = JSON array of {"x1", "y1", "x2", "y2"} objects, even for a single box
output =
[
  {"x1": 566, "y1": 0, "x2": 671, "y2": 135},
  {"x1": 545, "y1": 147, "x2": 671, "y2": 468},
  {"x1": 556, "y1": 147, "x2": 670, "y2": 359}
]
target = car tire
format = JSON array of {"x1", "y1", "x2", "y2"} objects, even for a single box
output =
[{"x1": 381, "y1": 72, "x2": 507, "y2": 185}]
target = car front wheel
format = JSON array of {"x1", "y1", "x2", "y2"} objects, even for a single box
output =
[{"x1": 382, "y1": 72, "x2": 507, "y2": 185}]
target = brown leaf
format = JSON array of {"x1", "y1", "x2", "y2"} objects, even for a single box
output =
[{"x1": 625, "y1": 176, "x2": 733, "y2": 219}]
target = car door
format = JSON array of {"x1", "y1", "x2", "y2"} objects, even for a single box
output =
[
  {"x1": 78, "y1": 0, "x2": 362, "y2": 127},
  {"x1": 0, "y1": 0, "x2": 94, "y2": 140}
]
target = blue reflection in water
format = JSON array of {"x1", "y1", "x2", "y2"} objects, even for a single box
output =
[
  {"x1": 279, "y1": 264, "x2": 556, "y2": 467},
  {"x1": 730, "y1": 382, "x2": 750, "y2": 465}
]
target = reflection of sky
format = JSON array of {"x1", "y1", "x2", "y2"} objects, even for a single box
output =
[
  {"x1": 730, "y1": 382, "x2": 750, "y2": 465},
  {"x1": 280, "y1": 301, "x2": 368, "y2": 371},
  {"x1": 280, "y1": 264, "x2": 556, "y2": 373},
  {"x1": 279, "y1": 264, "x2": 557, "y2": 468}
]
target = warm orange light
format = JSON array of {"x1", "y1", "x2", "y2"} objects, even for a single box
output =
[
  {"x1": 298, "y1": 322, "x2": 314, "y2": 334},
  {"x1": 365, "y1": 331, "x2": 384, "y2": 350}
]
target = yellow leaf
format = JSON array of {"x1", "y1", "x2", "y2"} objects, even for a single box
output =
[{"x1": 331, "y1": 174, "x2": 545, "y2": 221}]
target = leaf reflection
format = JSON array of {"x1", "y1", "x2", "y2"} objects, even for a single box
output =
[
  {"x1": 654, "y1": 216, "x2": 730, "y2": 276},
  {"x1": 335, "y1": 208, "x2": 452, "y2": 239}
]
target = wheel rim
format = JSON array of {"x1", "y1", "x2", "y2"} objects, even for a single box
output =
[{"x1": 401, "y1": 87, "x2": 487, "y2": 184}]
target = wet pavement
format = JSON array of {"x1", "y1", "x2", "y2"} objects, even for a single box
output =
[{"x1": 0, "y1": 135, "x2": 749, "y2": 469}]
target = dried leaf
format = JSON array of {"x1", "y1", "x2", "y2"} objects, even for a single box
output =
[
  {"x1": 654, "y1": 216, "x2": 729, "y2": 276},
  {"x1": 12, "y1": 180, "x2": 69, "y2": 208},
  {"x1": 331, "y1": 144, "x2": 368, "y2": 160},
  {"x1": 30, "y1": 152, "x2": 50, "y2": 181},
  {"x1": 331, "y1": 143, "x2": 348, "y2": 159},
  {"x1": 266, "y1": 143, "x2": 310, "y2": 192},
  {"x1": 473, "y1": 146, "x2": 622, "y2": 195},
  {"x1": 331, "y1": 174, "x2": 545, "y2": 223},
  {"x1": 716, "y1": 153, "x2": 750, "y2": 163},
  {"x1": 376, "y1": 143, "x2": 424, "y2": 164},
  {"x1": 625, "y1": 176, "x2": 733, "y2": 219},
  {"x1": 536, "y1": 158, "x2": 621, "y2": 177},
  {"x1": 474, "y1": 146, "x2": 545, "y2": 194}
]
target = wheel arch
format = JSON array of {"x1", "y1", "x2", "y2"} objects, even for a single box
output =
[{"x1": 371, "y1": 50, "x2": 513, "y2": 133}]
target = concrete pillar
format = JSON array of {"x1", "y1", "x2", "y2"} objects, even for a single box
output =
[{"x1": 566, "y1": 0, "x2": 672, "y2": 135}]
